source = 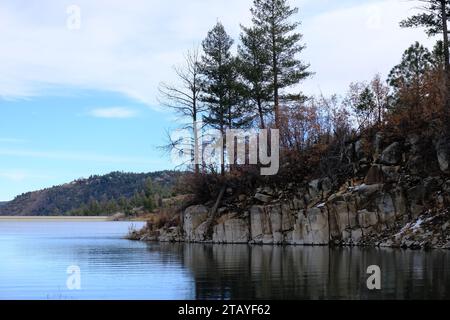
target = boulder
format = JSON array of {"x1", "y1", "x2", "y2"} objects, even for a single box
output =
[
  {"x1": 354, "y1": 139, "x2": 367, "y2": 160},
  {"x1": 365, "y1": 165, "x2": 384, "y2": 185},
  {"x1": 435, "y1": 137, "x2": 450, "y2": 173},
  {"x1": 355, "y1": 184, "x2": 383, "y2": 209},
  {"x1": 406, "y1": 134, "x2": 421, "y2": 155},
  {"x1": 159, "y1": 227, "x2": 182, "y2": 242},
  {"x1": 380, "y1": 142, "x2": 402, "y2": 165},
  {"x1": 308, "y1": 179, "x2": 322, "y2": 200},
  {"x1": 254, "y1": 193, "x2": 272, "y2": 203},
  {"x1": 183, "y1": 205, "x2": 209, "y2": 241},
  {"x1": 382, "y1": 165, "x2": 400, "y2": 182}
]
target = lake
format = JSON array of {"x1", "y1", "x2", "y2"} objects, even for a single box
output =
[{"x1": 0, "y1": 219, "x2": 449, "y2": 300}]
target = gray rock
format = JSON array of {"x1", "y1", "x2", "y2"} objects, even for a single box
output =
[
  {"x1": 376, "y1": 194, "x2": 396, "y2": 227},
  {"x1": 380, "y1": 142, "x2": 402, "y2": 165},
  {"x1": 213, "y1": 218, "x2": 249, "y2": 243},
  {"x1": 406, "y1": 134, "x2": 421, "y2": 155},
  {"x1": 365, "y1": 165, "x2": 384, "y2": 185},
  {"x1": 183, "y1": 205, "x2": 209, "y2": 242},
  {"x1": 435, "y1": 137, "x2": 450, "y2": 173},
  {"x1": 358, "y1": 209, "x2": 378, "y2": 229},
  {"x1": 355, "y1": 139, "x2": 366, "y2": 160},
  {"x1": 250, "y1": 206, "x2": 273, "y2": 243},
  {"x1": 382, "y1": 165, "x2": 400, "y2": 182},
  {"x1": 308, "y1": 179, "x2": 322, "y2": 200},
  {"x1": 290, "y1": 210, "x2": 310, "y2": 245},
  {"x1": 406, "y1": 155, "x2": 425, "y2": 175},
  {"x1": 321, "y1": 178, "x2": 333, "y2": 198},
  {"x1": 254, "y1": 193, "x2": 272, "y2": 203},
  {"x1": 306, "y1": 207, "x2": 330, "y2": 245},
  {"x1": 373, "y1": 132, "x2": 384, "y2": 158},
  {"x1": 281, "y1": 203, "x2": 295, "y2": 232}
]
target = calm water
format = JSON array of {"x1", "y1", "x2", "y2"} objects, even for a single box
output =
[{"x1": 0, "y1": 220, "x2": 449, "y2": 300}]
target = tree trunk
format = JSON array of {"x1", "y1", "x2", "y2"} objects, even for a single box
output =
[
  {"x1": 204, "y1": 185, "x2": 226, "y2": 240},
  {"x1": 193, "y1": 117, "x2": 200, "y2": 175},
  {"x1": 257, "y1": 98, "x2": 266, "y2": 129},
  {"x1": 440, "y1": 0, "x2": 450, "y2": 110},
  {"x1": 272, "y1": 21, "x2": 279, "y2": 129},
  {"x1": 221, "y1": 127, "x2": 225, "y2": 176},
  {"x1": 273, "y1": 53, "x2": 279, "y2": 129}
]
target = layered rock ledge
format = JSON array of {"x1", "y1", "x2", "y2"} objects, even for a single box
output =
[{"x1": 132, "y1": 132, "x2": 450, "y2": 250}]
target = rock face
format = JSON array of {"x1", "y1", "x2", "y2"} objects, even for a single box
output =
[
  {"x1": 380, "y1": 142, "x2": 402, "y2": 165},
  {"x1": 183, "y1": 205, "x2": 209, "y2": 242},
  {"x1": 213, "y1": 219, "x2": 249, "y2": 243},
  {"x1": 144, "y1": 131, "x2": 450, "y2": 249},
  {"x1": 435, "y1": 137, "x2": 450, "y2": 173}
]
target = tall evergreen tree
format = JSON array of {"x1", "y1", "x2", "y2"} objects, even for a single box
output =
[
  {"x1": 400, "y1": 0, "x2": 450, "y2": 107},
  {"x1": 238, "y1": 26, "x2": 272, "y2": 129},
  {"x1": 387, "y1": 42, "x2": 435, "y2": 111},
  {"x1": 200, "y1": 22, "x2": 249, "y2": 174},
  {"x1": 249, "y1": 0, "x2": 311, "y2": 128}
]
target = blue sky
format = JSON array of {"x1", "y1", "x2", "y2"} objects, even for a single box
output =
[{"x1": 0, "y1": 0, "x2": 433, "y2": 200}]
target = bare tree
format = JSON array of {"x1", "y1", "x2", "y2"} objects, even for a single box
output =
[{"x1": 159, "y1": 48, "x2": 204, "y2": 174}]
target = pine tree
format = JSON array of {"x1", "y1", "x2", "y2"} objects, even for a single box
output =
[
  {"x1": 387, "y1": 42, "x2": 435, "y2": 111},
  {"x1": 238, "y1": 26, "x2": 272, "y2": 129},
  {"x1": 200, "y1": 22, "x2": 249, "y2": 174},
  {"x1": 249, "y1": 0, "x2": 311, "y2": 128},
  {"x1": 400, "y1": 0, "x2": 450, "y2": 108},
  {"x1": 400, "y1": 0, "x2": 450, "y2": 74}
]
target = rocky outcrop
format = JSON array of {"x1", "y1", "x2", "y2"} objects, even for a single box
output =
[
  {"x1": 137, "y1": 131, "x2": 450, "y2": 250},
  {"x1": 183, "y1": 205, "x2": 209, "y2": 241},
  {"x1": 213, "y1": 218, "x2": 250, "y2": 243},
  {"x1": 435, "y1": 136, "x2": 450, "y2": 173},
  {"x1": 380, "y1": 142, "x2": 402, "y2": 165}
]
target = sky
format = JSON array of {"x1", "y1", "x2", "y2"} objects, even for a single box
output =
[{"x1": 0, "y1": 0, "x2": 437, "y2": 201}]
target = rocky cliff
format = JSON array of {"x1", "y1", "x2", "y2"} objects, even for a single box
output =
[{"x1": 134, "y1": 131, "x2": 450, "y2": 249}]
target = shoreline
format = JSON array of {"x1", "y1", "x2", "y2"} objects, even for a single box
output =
[
  {"x1": 0, "y1": 216, "x2": 111, "y2": 221},
  {"x1": 0, "y1": 216, "x2": 148, "y2": 222}
]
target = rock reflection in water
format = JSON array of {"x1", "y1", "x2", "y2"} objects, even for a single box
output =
[{"x1": 150, "y1": 243, "x2": 450, "y2": 300}]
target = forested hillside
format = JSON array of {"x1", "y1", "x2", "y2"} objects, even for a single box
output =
[{"x1": 0, "y1": 171, "x2": 183, "y2": 216}]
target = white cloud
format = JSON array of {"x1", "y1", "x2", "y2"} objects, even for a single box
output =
[
  {"x1": 0, "y1": 0, "x2": 251, "y2": 107},
  {"x1": 88, "y1": 107, "x2": 138, "y2": 118},
  {"x1": 300, "y1": 0, "x2": 434, "y2": 96},
  {"x1": 0, "y1": 0, "x2": 433, "y2": 105}
]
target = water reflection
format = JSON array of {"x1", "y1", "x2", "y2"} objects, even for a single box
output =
[
  {"x1": 150, "y1": 243, "x2": 450, "y2": 300},
  {"x1": 1, "y1": 221, "x2": 448, "y2": 300}
]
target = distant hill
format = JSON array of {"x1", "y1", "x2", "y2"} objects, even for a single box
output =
[{"x1": 0, "y1": 171, "x2": 184, "y2": 216}]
